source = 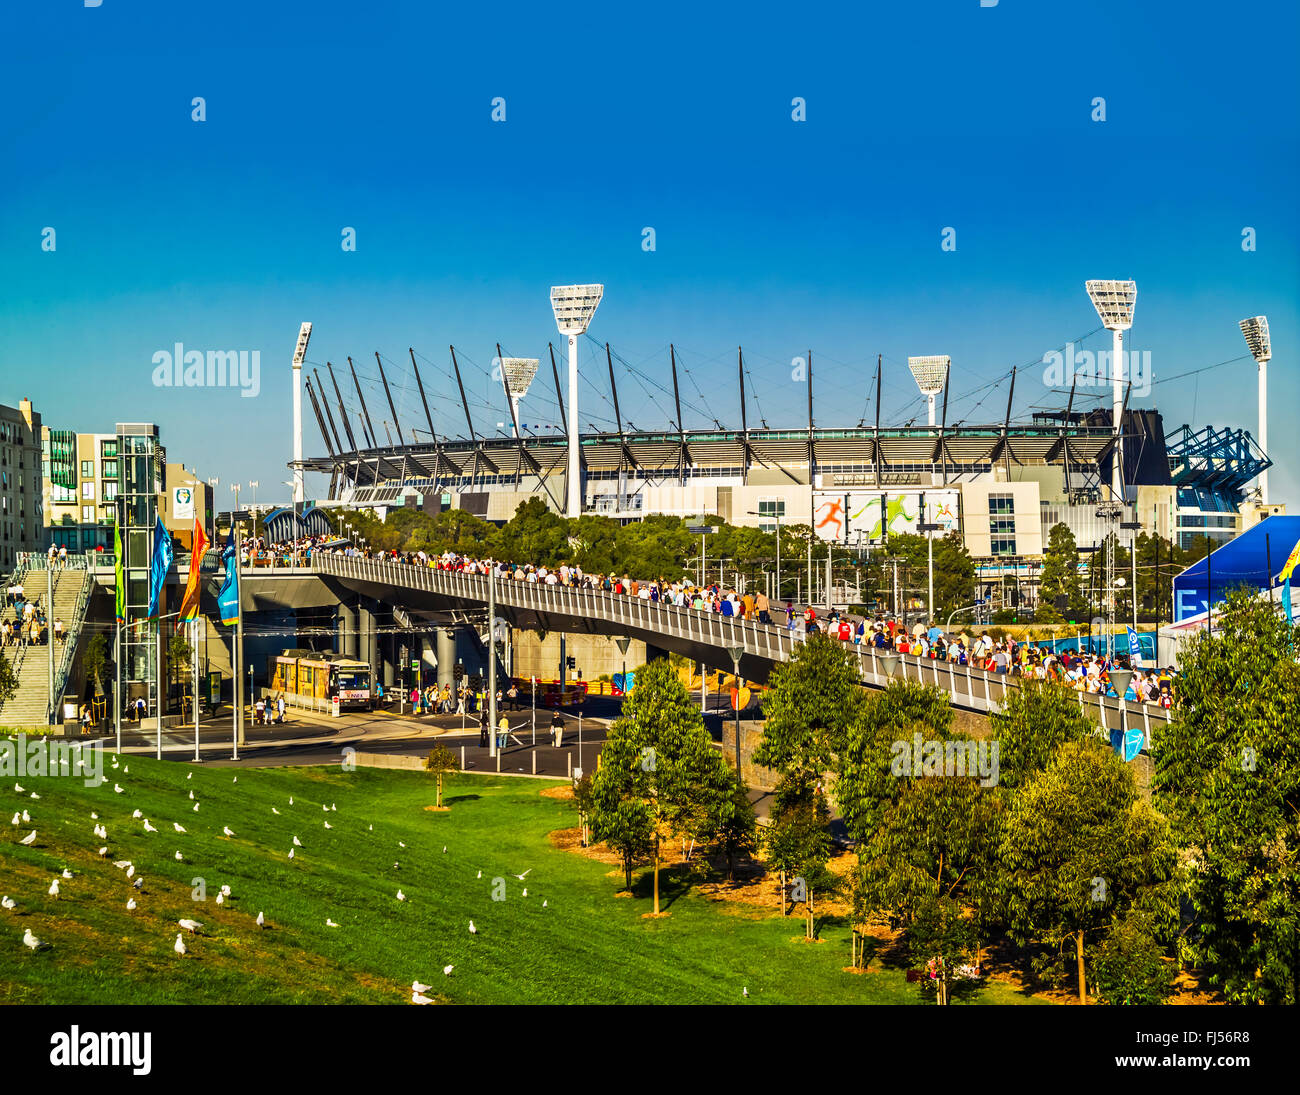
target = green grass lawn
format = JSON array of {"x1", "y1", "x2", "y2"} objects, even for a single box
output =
[{"x1": 0, "y1": 747, "x2": 1041, "y2": 1004}]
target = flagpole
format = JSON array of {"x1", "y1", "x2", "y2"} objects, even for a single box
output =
[
  {"x1": 156, "y1": 615, "x2": 163, "y2": 761},
  {"x1": 114, "y1": 619, "x2": 121, "y2": 755},
  {"x1": 193, "y1": 616, "x2": 201, "y2": 763}
]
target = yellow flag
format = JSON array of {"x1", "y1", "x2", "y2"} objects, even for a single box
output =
[{"x1": 1279, "y1": 536, "x2": 1300, "y2": 582}]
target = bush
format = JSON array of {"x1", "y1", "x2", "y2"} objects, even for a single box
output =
[{"x1": 1091, "y1": 912, "x2": 1176, "y2": 1006}]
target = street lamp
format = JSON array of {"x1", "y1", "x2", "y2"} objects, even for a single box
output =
[
  {"x1": 907, "y1": 356, "x2": 950, "y2": 428},
  {"x1": 1239, "y1": 316, "x2": 1272, "y2": 504},
  {"x1": 614, "y1": 636, "x2": 632, "y2": 701},
  {"x1": 1085, "y1": 280, "x2": 1137, "y2": 503},
  {"x1": 248, "y1": 480, "x2": 259, "y2": 540},
  {"x1": 919, "y1": 521, "x2": 941, "y2": 630},
  {"x1": 550, "y1": 284, "x2": 604, "y2": 519},
  {"x1": 725, "y1": 644, "x2": 744, "y2": 774}
]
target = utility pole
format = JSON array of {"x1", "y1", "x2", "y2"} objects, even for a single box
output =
[{"x1": 488, "y1": 565, "x2": 497, "y2": 759}]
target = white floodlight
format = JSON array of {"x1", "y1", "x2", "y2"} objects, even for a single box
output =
[
  {"x1": 907, "y1": 355, "x2": 951, "y2": 427},
  {"x1": 1240, "y1": 316, "x2": 1272, "y2": 503},
  {"x1": 550, "y1": 284, "x2": 604, "y2": 517},
  {"x1": 291, "y1": 321, "x2": 313, "y2": 506},
  {"x1": 500, "y1": 357, "x2": 539, "y2": 438},
  {"x1": 1085, "y1": 280, "x2": 1137, "y2": 503}
]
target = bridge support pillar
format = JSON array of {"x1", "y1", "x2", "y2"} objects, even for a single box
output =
[
  {"x1": 359, "y1": 600, "x2": 378, "y2": 683},
  {"x1": 338, "y1": 604, "x2": 358, "y2": 659},
  {"x1": 436, "y1": 628, "x2": 457, "y2": 689}
]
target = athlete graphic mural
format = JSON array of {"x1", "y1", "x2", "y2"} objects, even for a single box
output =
[{"x1": 814, "y1": 491, "x2": 960, "y2": 541}]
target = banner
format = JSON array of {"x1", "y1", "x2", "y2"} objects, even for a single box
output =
[
  {"x1": 216, "y1": 528, "x2": 240, "y2": 626},
  {"x1": 1284, "y1": 579, "x2": 1293, "y2": 627},
  {"x1": 147, "y1": 518, "x2": 173, "y2": 619},
  {"x1": 1278, "y1": 536, "x2": 1300, "y2": 583},
  {"x1": 175, "y1": 518, "x2": 207, "y2": 632},
  {"x1": 1126, "y1": 625, "x2": 1143, "y2": 669},
  {"x1": 814, "y1": 491, "x2": 960, "y2": 542},
  {"x1": 173, "y1": 486, "x2": 195, "y2": 521},
  {"x1": 113, "y1": 520, "x2": 125, "y2": 624}
]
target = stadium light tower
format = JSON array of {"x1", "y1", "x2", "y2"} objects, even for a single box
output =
[
  {"x1": 1085, "y1": 280, "x2": 1137, "y2": 502},
  {"x1": 500, "y1": 357, "x2": 540, "y2": 438},
  {"x1": 907, "y1": 356, "x2": 951, "y2": 427},
  {"x1": 550, "y1": 284, "x2": 604, "y2": 518},
  {"x1": 1239, "y1": 316, "x2": 1272, "y2": 505},
  {"x1": 291, "y1": 322, "x2": 313, "y2": 506}
]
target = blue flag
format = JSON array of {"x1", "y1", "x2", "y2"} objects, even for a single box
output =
[
  {"x1": 1284, "y1": 578, "x2": 1293, "y2": 627},
  {"x1": 1126, "y1": 625, "x2": 1143, "y2": 669},
  {"x1": 1123, "y1": 726, "x2": 1145, "y2": 762},
  {"x1": 147, "y1": 518, "x2": 173, "y2": 619},
  {"x1": 216, "y1": 527, "x2": 240, "y2": 625}
]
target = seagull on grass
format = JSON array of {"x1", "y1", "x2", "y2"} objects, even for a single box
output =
[
  {"x1": 292, "y1": 835, "x2": 302, "y2": 847},
  {"x1": 222, "y1": 826, "x2": 235, "y2": 837},
  {"x1": 9, "y1": 813, "x2": 18, "y2": 826},
  {"x1": 325, "y1": 918, "x2": 339, "y2": 928},
  {"x1": 396, "y1": 890, "x2": 406, "y2": 902},
  {"x1": 173, "y1": 934, "x2": 187, "y2": 958},
  {"x1": 220, "y1": 885, "x2": 231, "y2": 897},
  {"x1": 443, "y1": 965, "x2": 454, "y2": 976},
  {"x1": 289, "y1": 796, "x2": 293, "y2": 805},
  {"x1": 187, "y1": 772, "x2": 192, "y2": 780},
  {"x1": 514, "y1": 869, "x2": 532, "y2": 881},
  {"x1": 123, "y1": 766, "x2": 129, "y2": 774},
  {"x1": 126, "y1": 864, "x2": 135, "y2": 878},
  {"x1": 132, "y1": 809, "x2": 142, "y2": 819},
  {"x1": 126, "y1": 898, "x2": 137, "y2": 911},
  {"x1": 174, "y1": 851, "x2": 183, "y2": 861},
  {"x1": 97, "y1": 847, "x2": 108, "y2": 857},
  {"x1": 2, "y1": 896, "x2": 16, "y2": 910},
  {"x1": 522, "y1": 888, "x2": 527, "y2": 898},
  {"x1": 132, "y1": 877, "x2": 143, "y2": 891},
  {"x1": 48, "y1": 880, "x2": 59, "y2": 898},
  {"x1": 477, "y1": 870, "x2": 482, "y2": 879},
  {"x1": 322, "y1": 804, "x2": 328, "y2": 812},
  {"x1": 411, "y1": 990, "x2": 434, "y2": 1005},
  {"x1": 19, "y1": 830, "x2": 36, "y2": 845},
  {"x1": 13, "y1": 783, "x2": 23, "y2": 793},
  {"x1": 142, "y1": 820, "x2": 157, "y2": 833},
  {"x1": 399, "y1": 841, "x2": 406, "y2": 849},
  {"x1": 193, "y1": 803, "x2": 200, "y2": 812},
  {"x1": 114, "y1": 785, "x2": 124, "y2": 794},
  {"x1": 288, "y1": 848, "x2": 295, "y2": 860},
  {"x1": 216, "y1": 893, "x2": 224, "y2": 906},
  {"x1": 468, "y1": 920, "x2": 477, "y2": 935},
  {"x1": 324, "y1": 821, "x2": 332, "y2": 829},
  {"x1": 330, "y1": 803, "x2": 337, "y2": 812},
  {"x1": 21, "y1": 810, "x2": 30, "y2": 823},
  {"x1": 412, "y1": 979, "x2": 433, "y2": 993},
  {"x1": 542, "y1": 900, "x2": 547, "y2": 908},
  {"x1": 23, "y1": 928, "x2": 46, "y2": 951},
  {"x1": 29, "y1": 792, "x2": 39, "y2": 800},
  {"x1": 232, "y1": 776, "x2": 237, "y2": 784},
  {"x1": 60, "y1": 868, "x2": 72, "y2": 879},
  {"x1": 90, "y1": 812, "x2": 98, "y2": 820},
  {"x1": 113, "y1": 860, "x2": 131, "y2": 871},
  {"x1": 189, "y1": 791, "x2": 194, "y2": 800},
  {"x1": 272, "y1": 807, "x2": 280, "y2": 815},
  {"x1": 178, "y1": 919, "x2": 202, "y2": 934},
  {"x1": 256, "y1": 911, "x2": 265, "y2": 929},
  {"x1": 173, "y1": 822, "x2": 186, "y2": 833}
]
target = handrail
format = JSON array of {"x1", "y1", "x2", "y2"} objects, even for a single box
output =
[{"x1": 49, "y1": 571, "x2": 93, "y2": 721}]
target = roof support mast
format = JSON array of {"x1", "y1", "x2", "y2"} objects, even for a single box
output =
[{"x1": 375, "y1": 351, "x2": 405, "y2": 447}]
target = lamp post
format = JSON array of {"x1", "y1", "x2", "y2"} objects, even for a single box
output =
[
  {"x1": 614, "y1": 636, "x2": 632, "y2": 705},
  {"x1": 725, "y1": 644, "x2": 744, "y2": 774},
  {"x1": 919, "y1": 521, "x2": 941, "y2": 630},
  {"x1": 229, "y1": 484, "x2": 244, "y2": 756},
  {"x1": 550, "y1": 284, "x2": 604, "y2": 519},
  {"x1": 1085, "y1": 280, "x2": 1137, "y2": 504},
  {"x1": 1239, "y1": 316, "x2": 1272, "y2": 504},
  {"x1": 248, "y1": 480, "x2": 259, "y2": 541}
]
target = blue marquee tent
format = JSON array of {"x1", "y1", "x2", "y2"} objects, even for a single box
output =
[{"x1": 1173, "y1": 515, "x2": 1300, "y2": 622}]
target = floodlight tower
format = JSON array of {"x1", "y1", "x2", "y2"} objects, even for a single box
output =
[
  {"x1": 500, "y1": 357, "x2": 540, "y2": 437},
  {"x1": 907, "y1": 356, "x2": 951, "y2": 427},
  {"x1": 291, "y1": 322, "x2": 313, "y2": 506},
  {"x1": 1085, "y1": 280, "x2": 1137, "y2": 502},
  {"x1": 1239, "y1": 316, "x2": 1272, "y2": 504},
  {"x1": 550, "y1": 285, "x2": 604, "y2": 518}
]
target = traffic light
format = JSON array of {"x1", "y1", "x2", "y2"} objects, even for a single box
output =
[{"x1": 566, "y1": 656, "x2": 576, "y2": 669}]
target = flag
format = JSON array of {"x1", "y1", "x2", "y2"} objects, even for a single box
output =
[
  {"x1": 175, "y1": 519, "x2": 207, "y2": 633},
  {"x1": 147, "y1": 518, "x2": 173, "y2": 619},
  {"x1": 113, "y1": 520, "x2": 125, "y2": 625},
  {"x1": 216, "y1": 528, "x2": 240, "y2": 625},
  {"x1": 1278, "y1": 536, "x2": 1300, "y2": 583},
  {"x1": 1126, "y1": 625, "x2": 1143, "y2": 669},
  {"x1": 1123, "y1": 726, "x2": 1145, "y2": 763},
  {"x1": 1284, "y1": 578, "x2": 1293, "y2": 627}
]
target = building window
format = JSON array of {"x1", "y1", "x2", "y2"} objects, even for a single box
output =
[
  {"x1": 82, "y1": 505, "x2": 95, "y2": 522},
  {"x1": 990, "y1": 537, "x2": 1018, "y2": 556},
  {"x1": 989, "y1": 517, "x2": 1016, "y2": 535},
  {"x1": 989, "y1": 493, "x2": 1015, "y2": 515},
  {"x1": 757, "y1": 498, "x2": 786, "y2": 518},
  {"x1": 103, "y1": 481, "x2": 118, "y2": 502},
  {"x1": 81, "y1": 460, "x2": 95, "y2": 479},
  {"x1": 101, "y1": 440, "x2": 118, "y2": 460},
  {"x1": 82, "y1": 481, "x2": 95, "y2": 500},
  {"x1": 102, "y1": 459, "x2": 118, "y2": 479}
]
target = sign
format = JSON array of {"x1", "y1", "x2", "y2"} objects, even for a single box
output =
[
  {"x1": 1126, "y1": 626, "x2": 1143, "y2": 669},
  {"x1": 815, "y1": 490, "x2": 961, "y2": 542},
  {"x1": 687, "y1": 524, "x2": 719, "y2": 536},
  {"x1": 173, "y1": 486, "x2": 195, "y2": 521},
  {"x1": 730, "y1": 685, "x2": 751, "y2": 711}
]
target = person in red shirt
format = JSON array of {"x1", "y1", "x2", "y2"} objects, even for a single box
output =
[{"x1": 837, "y1": 618, "x2": 852, "y2": 641}]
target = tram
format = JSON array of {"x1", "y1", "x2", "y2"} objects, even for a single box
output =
[{"x1": 269, "y1": 649, "x2": 373, "y2": 711}]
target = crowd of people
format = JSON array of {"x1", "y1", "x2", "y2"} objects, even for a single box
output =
[{"x1": 2, "y1": 588, "x2": 62, "y2": 649}]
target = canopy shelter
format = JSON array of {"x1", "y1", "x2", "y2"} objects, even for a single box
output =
[
  {"x1": 262, "y1": 504, "x2": 334, "y2": 543},
  {"x1": 1173, "y1": 515, "x2": 1300, "y2": 622}
]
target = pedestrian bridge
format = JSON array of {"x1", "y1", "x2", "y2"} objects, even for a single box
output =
[{"x1": 310, "y1": 553, "x2": 1169, "y2": 745}]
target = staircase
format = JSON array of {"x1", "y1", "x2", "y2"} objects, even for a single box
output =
[{"x1": 0, "y1": 567, "x2": 91, "y2": 728}]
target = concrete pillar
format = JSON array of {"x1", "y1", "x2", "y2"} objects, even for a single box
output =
[
  {"x1": 338, "y1": 604, "x2": 358, "y2": 658},
  {"x1": 436, "y1": 627, "x2": 457, "y2": 688},
  {"x1": 359, "y1": 601, "x2": 377, "y2": 680}
]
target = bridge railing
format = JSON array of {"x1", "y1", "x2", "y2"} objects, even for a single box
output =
[{"x1": 311, "y1": 552, "x2": 1169, "y2": 746}]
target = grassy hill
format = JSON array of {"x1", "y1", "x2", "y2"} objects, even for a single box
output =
[{"x1": 0, "y1": 745, "x2": 1037, "y2": 1004}]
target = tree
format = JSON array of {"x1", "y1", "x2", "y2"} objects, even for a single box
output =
[
  {"x1": 0, "y1": 649, "x2": 15, "y2": 707},
  {"x1": 82, "y1": 633, "x2": 108, "y2": 697},
  {"x1": 496, "y1": 498, "x2": 569, "y2": 567},
  {"x1": 1152, "y1": 588, "x2": 1300, "y2": 1004},
  {"x1": 764, "y1": 775, "x2": 835, "y2": 939},
  {"x1": 871, "y1": 532, "x2": 976, "y2": 621},
  {"x1": 1039, "y1": 522, "x2": 1084, "y2": 618},
  {"x1": 588, "y1": 658, "x2": 731, "y2": 911},
  {"x1": 1090, "y1": 910, "x2": 1176, "y2": 1006},
  {"x1": 754, "y1": 632, "x2": 864, "y2": 786},
  {"x1": 712, "y1": 774, "x2": 758, "y2": 881},
  {"x1": 999, "y1": 738, "x2": 1180, "y2": 1003},
  {"x1": 422, "y1": 744, "x2": 459, "y2": 808},
  {"x1": 991, "y1": 677, "x2": 1096, "y2": 791}
]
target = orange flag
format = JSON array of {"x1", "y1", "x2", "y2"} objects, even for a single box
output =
[{"x1": 176, "y1": 519, "x2": 208, "y2": 632}]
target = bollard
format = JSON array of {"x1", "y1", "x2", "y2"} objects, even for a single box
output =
[
  {"x1": 532, "y1": 749, "x2": 536, "y2": 775},
  {"x1": 496, "y1": 750, "x2": 501, "y2": 773},
  {"x1": 461, "y1": 745, "x2": 466, "y2": 770},
  {"x1": 567, "y1": 752, "x2": 572, "y2": 779}
]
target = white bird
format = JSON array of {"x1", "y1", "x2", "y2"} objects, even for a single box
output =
[
  {"x1": 368, "y1": 824, "x2": 373, "y2": 831},
  {"x1": 394, "y1": 862, "x2": 400, "y2": 870},
  {"x1": 396, "y1": 890, "x2": 406, "y2": 901},
  {"x1": 132, "y1": 877, "x2": 143, "y2": 891},
  {"x1": 19, "y1": 830, "x2": 35, "y2": 845},
  {"x1": 468, "y1": 920, "x2": 477, "y2": 934},
  {"x1": 189, "y1": 790, "x2": 194, "y2": 800},
  {"x1": 514, "y1": 869, "x2": 532, "y2": 881},
  {"x1": 325, "y1": 918, "x2": 339, "y2": 928},
  {"x1": 330, "y1": 803, "x2": 336, "y2": 812},
  {"x1": 443, "y1": 964, "x2": 454, "y2": 976},
  {"x1": 90, "y1": 812, "x2": 98, "y2": 820},
  {"x1": 399, "y1": 841, "x2": 406, "y2": 848},
  {"x1": 60, "y1": 868, "x2": 72, "y2": 879},
  {"x1": 132, "y1": 809, "x2": 142, "y2": 819},
  {"x1": 21, "y1": 810, "x2": 30, "y2": 823},
  {"x1": 142, "y1": 819, "x2": 157, "y2": 833},
  {"x1": 174, "y1": 851, "x2": 183, "y2": 861},
  {"x1": 272, "y1": 807, "x2": 280, "y2": 815},
  {"x1": 322, "y1": 804, "x2": 328, "y2": 812},
  {"x1": 215, "y1": 893, "x2": 224, "y2": 906},
  {"x1": 222, "y1": 826, "x2": 234, "y2": 837},
  {"x1": 94, "y1": 824, "x2": 106, "y2": 839},
  {"x1": 187, "y1": 772, "x2": 192, "y2": 780},
  {"x1": 173, "y1": 934, "x2": 186, "y2": 957},
  {"x1": 522, "y1": 888, "x2": 527, "y2": 897},
  {"x1": 412, "y1": 979, "x2": 433, "y2": 993},
  {"x1": 542, "y1": 900, "x2": 547, "y2": 908},
  {"x1": 292, "y1": 835, "x2": 302, "y2": 847},
  {"x1": 477, "y1": 870, "x2": 482, "y2": 879},
  {"x1": 219, "y1": 885, "x2": 231, "y2": 897},
  {"x1": 256, "y1": 911, "x2": 265, "y2": 929},
  {"x1": 2, "y1": 896, "x2": 16, "y2": 910},
  {"x1": 288, "y1": 848, "x2": 295, "y2": 860},
  {"x1": 114, "y1": 785, "x2": 124, "y2": 794},
  {"x1": 178, "y1": 919, "x2": 202, "y2": 934},
  {"x1": 126, "y1": 865, "x2": 135, "y2": 878},
  {"x1": 126, "y1": 898, "x2": 137, "y2": 911},
  {"x1": 48, "y1": 880, "x2": 59, "y2": 898},
  {"x1": 743, "y1": 986, "x2": 749, "y2": 998},
  {"x1": 123, "y1": 766, "x2": 129, "y2": 774},
  {"x1": 193, "y1": 803, "x2": 200, "y2": 812},
  {"x1": 411, "y1": 990, "x2": 434, "y2": 1005},
  {"x1": 173, "y1": 822, "x2": 186, "y2": 833},
  {"x1": 113, "y1": 860, "x2": 131, "y2": 871},
  {"x1": 324, "y1": 821, "x2": 332, "y2": 829},
  {"x1": 289, "y1": 796, "x2": 293, "y2": 805},
  {"x1": 9, "y1": 813, "x2": 17, "y2": 826},
  {"x1": 29, "y1": 792, "x2": 39, "y2": 800},
  {"x1": 22, "y1": 928, "x2": 44, "y2": 950},
  {"x1": 443, "y1": 846, "x2": 447, "y2": 853},
  {"x1": 13, "y1": 782, "x2": 23, "y2": 793},
  {"x1": 97, "y1": 847, "x2": 108, "y2": 857},
  {"x1": 232, "y1": 776, "x2": 237, "y2": 783}
]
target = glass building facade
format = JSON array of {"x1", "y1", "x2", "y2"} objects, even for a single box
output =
[{"x1": 116, "y1": 424, "x2": 164, "y2": 709}]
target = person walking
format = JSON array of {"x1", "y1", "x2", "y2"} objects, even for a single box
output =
[
  {"x1": 497, "y1": 714, "x2": 510, "y2": 750},
  {"x1": 478, "y1": 708, "x2": 489, "y2": 749},
  {"x1": 550, "y1": 708, "x2": 564, "y2": 748},
  {"x1": 276, "y1": 693, "x2": 286, "y2": 724}
]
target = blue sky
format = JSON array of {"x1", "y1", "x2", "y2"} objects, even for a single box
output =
[{"x1": 2, "y1": 0, "x2": 1297, "y2": 506}]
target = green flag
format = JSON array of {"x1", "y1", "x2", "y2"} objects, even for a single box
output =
[{"x1": 114, "y1": 520, "x2": 125, "y2": 624}]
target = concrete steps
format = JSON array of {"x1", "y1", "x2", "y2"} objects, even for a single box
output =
[{"x1": 0, "y1": 569, "x2": 88, "y2": 726}]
